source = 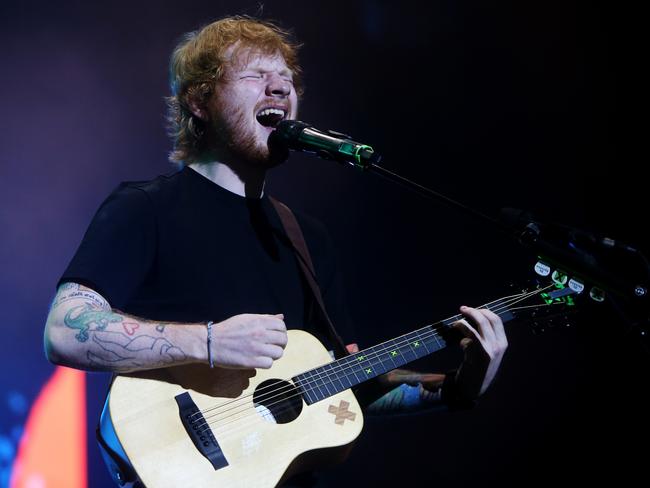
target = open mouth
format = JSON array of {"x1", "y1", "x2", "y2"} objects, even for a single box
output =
[{"x1": 256, "y1": 107, "x2": 287, "y2": 128}]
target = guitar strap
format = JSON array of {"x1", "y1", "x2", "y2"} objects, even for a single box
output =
[{"x1": 270, "y1": 197, "x2": 349, "y2": 359}]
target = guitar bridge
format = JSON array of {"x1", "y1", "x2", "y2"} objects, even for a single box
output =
[{"x1": 175, "y1": 392, "x2": 229, "y2": 470}]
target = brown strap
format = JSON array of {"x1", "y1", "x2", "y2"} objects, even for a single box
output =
[{"x1": 269, "y1": 197, "x2": 349, "y2": 358}]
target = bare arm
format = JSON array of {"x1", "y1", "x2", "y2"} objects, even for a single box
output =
[{"x1": 44, "y1": 282, "x2": 288, "y2": 373}]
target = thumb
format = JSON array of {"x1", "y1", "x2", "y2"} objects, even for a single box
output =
[{"x1": 346, "y1": 343, "x2": 359, "y2": 353}]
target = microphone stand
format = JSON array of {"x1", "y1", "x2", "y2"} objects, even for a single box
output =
[{"x1": 335, "y1": 152, "x2": 650, "y2": 339}]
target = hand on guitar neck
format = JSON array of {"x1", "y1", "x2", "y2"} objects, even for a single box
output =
[{"x1": 452, "y1": 306, "x2": 509, "y2": 400}]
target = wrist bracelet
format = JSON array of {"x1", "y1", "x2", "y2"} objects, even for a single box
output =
[{"x1": 206, "y1": 320, "x2": 214, "y2": 368}]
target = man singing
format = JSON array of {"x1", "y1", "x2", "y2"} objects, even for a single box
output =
[{"x1": 44, "y1": 15, "x2": 507, "y2": 487}]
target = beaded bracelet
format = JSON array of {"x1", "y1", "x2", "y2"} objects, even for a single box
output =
[{"x1": 206, "y1": 320, "x2": 214, "y2": 368}]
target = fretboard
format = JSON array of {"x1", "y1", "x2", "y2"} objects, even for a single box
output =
[{"x1": 292, "y1": 298, "x2": 514, "y2": 405}]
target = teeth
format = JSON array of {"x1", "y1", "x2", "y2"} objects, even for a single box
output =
[{"x1": 257, "y1": 108, "x2": 286, "y2": 118}]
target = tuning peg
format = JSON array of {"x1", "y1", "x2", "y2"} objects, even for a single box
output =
[
  {"x1": 589, "y1": 287, "x2": 606, "y2": 302},
  {"x1": 534, "y1": 260, "x2": 551, "y2": 277},
  {"x1": 551, "y1": 270, "x2": 568, "y2": 286},
  {"x1": 568, "y1": 278, "x2": 585, "y2": 294}
]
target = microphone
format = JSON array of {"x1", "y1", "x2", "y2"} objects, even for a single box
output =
[{"x1": 269, "y1": 120, "x2": 381, "y2": 167}]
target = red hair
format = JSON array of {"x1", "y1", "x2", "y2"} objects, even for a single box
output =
[{"x1": 166, "y1": 16, "x2": 303, "y2": 164}]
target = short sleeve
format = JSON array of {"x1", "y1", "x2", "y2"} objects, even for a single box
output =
[{"x1": 58, "y1": 184, "x2": 156, "y2": 309}]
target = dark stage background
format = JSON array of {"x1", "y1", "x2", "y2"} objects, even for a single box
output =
[{"x1": 1, "y1": 0, "x2": 646, "y2": 487}]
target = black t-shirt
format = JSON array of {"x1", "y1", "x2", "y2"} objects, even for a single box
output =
[{"x1": 59, "y1": 165, "x2": 352, "y2": 347}]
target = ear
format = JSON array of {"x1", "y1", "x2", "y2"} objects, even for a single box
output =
[{"x1": 187, "y1": 95, "x2": 208, "y2": 121}]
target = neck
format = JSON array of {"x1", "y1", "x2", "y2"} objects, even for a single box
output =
[{"x1": 188, "y1": 161, "x2": 266, "y2": 198}]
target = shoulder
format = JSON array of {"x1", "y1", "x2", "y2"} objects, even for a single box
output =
[
  {"x1": 116, "y1": 168, "x2": 184, "y2": 202},
  {"x1": 98, "y1": 167, "x2": 185, "y2": 215}
]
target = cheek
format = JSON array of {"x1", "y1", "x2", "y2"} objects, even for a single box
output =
[{"x1": 289, "y1": 94, "x2": 299, "y2": 119}]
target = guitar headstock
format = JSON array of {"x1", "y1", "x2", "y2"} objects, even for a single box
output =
[{"x1": 505, "y1": 257, "x2": 612, "y2": 334}]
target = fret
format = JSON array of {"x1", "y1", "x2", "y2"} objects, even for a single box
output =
[
  {"x1": 401, "y1": 330, "x2": 424, "y2": 363},
  {"x1": 431, "y1": 328, "x2": 445, "y2": 350},
  {"x1": 293, "y1": 371, "x2": 316, "y2": 405},
  {"x1": 415, "y1": 328, "x2": 432, "y2": 354},
  {"x1": 324, "y1": 362, "x2": 346, "y2": 394},
  {"x1": 304, "y1": 369, "x2": 322, "y2": 403},
  {"x1": 316, "y1": 367, "x2": 334, "y2": 399},
  {"x1": 355, "y1": 352, "x2": 377, "y2": 380},
  {"x1": 293, "y1": 293, "x2": 517, "y2": 405},
  {"x1": 316, "y1": 366, "x2": 333, "y2": 398},
  {"x1": 419, "y1": 325, "x2": 445, "y2": 353},
  {"x1": 341, "y1": 358, "x2": 361, "y2": 387},
  {"x1": 311, "y1": 368, "x2": 329, "y2": 403},
  {"x1": 384, "y1": 338, "x2": 401, "y2": 368},
  {"x1": 375, "y1": 342, "x2": 395, "y2": 373}
]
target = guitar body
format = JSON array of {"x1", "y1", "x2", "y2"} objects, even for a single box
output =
[{"x1": 103, "y1": 329, "x2": 364, "y2": 488}]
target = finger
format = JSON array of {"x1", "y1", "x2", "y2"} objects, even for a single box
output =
[
  {"x1": 459, "y1": 337, "x2": 473, "y2": 350},
  {"x1": 460, "y1": 306, "x2": 497, "y2": 345},
  {"x1": 453, "y1": 318, "x2": 481, "y2": 341},
  {"x1": 346, "y1": 343, "x2": 359, "y2": 353},
  {"x1": 264, "y1": 315, "x2": 287, "y2": 331},
  {"x1": 482, "y1": 308, "x2": 508, "y2": 346},
  {"x1": 253, "y1": 356, "x2": 274, "y2": 369},
  {"x1": 264, "y1": 330, "x2": 289, "y2": 348},
  {"x1": 259, "y1": 344, "x2": 284, "y2": 361},
  {"x1": 453, "y1": 318, "x2": 488, "y2": 353}
]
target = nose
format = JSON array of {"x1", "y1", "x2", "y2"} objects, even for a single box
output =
[{"x1": 266, "y1": 73, "x2": 291, "y2": 97}]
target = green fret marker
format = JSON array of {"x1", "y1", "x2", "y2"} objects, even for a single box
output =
[
  {"x1": 390, "y1": 350, "x2": 398, "y2": 357},
  {"x1": 413, "y1": 341, "x2": 420, "y2": 347},
  {"x1": 365, "y1": 368, "x2": 372, "y2": 374},
  {"x1": 357, "y1": 355, "x2": 366, "y2": 361}
]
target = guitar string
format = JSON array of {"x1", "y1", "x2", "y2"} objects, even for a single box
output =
[
  {"x1": 191, "y1": 286, "x2": 550, "y2": 438},
  {"x1": 190, "y1": 286, "x2": 547, "y2": 424},
  {"x1": 195, "y1": 290, "x2": 558, "y2": 440},
  {"x1": 196, "y1": 299, "x2": 565, "y2": 447},
  {"x1": 191, "y1": 286, "x2": 555, "y2": 436},
  {"x1": 190, "y1": 286, "x2": 551, "y2": 435},
  {"x1": 196, "y1": 295, "x2": 561, "y2": 443},
  {"x1": 188, "y1": 288, "x2": 536, "y2": 426}
]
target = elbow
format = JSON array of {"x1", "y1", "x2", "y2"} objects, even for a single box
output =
[
  {"x1": 43, "y1": 319, "x2": 71, "y2": 367},
  {"x1": 43, "y1": 326, "x2": 63, "y2": 366}
]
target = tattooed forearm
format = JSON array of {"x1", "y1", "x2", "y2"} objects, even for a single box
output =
[
  {"x1": 64, "y1": 304, "x2": 122, "y2": 342},
  {"x1": 367, "y1": 383, "x2": 444, "y2": 414},
  {"x1": 46, "y1": 282, "x2": 198, "y2": 372},
  {"x1": 86, "y1": 330, "x2": 187, "y2": 371},
  {"x1": 51, "y1": 283, "x2": 110, "y2": 311},
  {"x1": 60, "y1": 300, "x2": 188, "y2": 372},
  {"x1": 366, "y1": 369, "x2": 446, "y2": 415}
]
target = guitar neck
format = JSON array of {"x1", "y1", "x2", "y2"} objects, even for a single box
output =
[{"x1": 293, "y1": 297, "x2": 514, "y2": 405}]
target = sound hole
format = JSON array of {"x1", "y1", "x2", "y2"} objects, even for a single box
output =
[{"x1": 253, "y1": 379, "x2": 303, "y2": 424}]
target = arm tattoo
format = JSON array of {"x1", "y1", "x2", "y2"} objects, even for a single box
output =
[
  {"x1": 64, "y1": 304, "x2": 122, "y2": 342},
  {"x1": 367, "y1": 383, "x2": 443, "y2": 415},
  {"x1": 60, "y1": 291, "x2": 187, "y2": 372},
  {"x1": 366, "y1": 370, "x2": 445, "y2": 415},
  {"x1": 51, "y1": 283, "x2": 110, "y2": 311}
]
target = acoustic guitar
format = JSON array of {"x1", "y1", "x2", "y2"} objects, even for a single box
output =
[{"x1": 98, "y1": 283, "x2": 575, "y2": 487}]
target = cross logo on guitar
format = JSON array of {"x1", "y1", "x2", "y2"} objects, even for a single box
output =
[{"x1": 328, "y1": 400, "x2": 357, "y2": 425}]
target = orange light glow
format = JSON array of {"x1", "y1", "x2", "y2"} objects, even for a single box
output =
[{"x1": 10, "y1": 366, "x2": 87, "y2": 488}]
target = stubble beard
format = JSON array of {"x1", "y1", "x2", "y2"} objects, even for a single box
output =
[{"x1": 209, "y1": 100, "x2": 287, "y2": 170}]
